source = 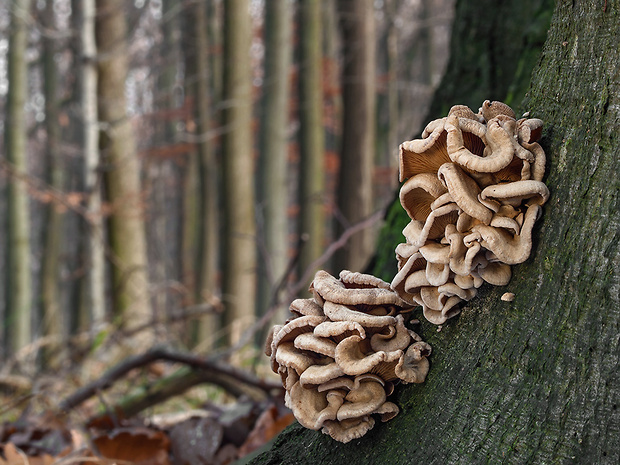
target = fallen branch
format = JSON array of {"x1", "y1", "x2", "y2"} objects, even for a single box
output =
[{"x1": 59, "y1": 347, "x2": 282, "y2": 414}]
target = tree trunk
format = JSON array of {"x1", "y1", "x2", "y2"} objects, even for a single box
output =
[
  {"x1": 75, "y1": 0, "x2": 106, "y2": 332},
  {"x1": 221, "y1": 0, "x2": 256, "y2": 346},
  {"x1": 40, "y1": 0, "x2": 65, "y2": 365},
  {"x1": 5, "y1": 0, "x2": 33, "y2": 353},
  {"x1": 250, "y1": 0, "x2": 619, "y2": 463},
  {"x1": 181, "y1": 0, "x2": 220, "y2": 348},
  {"x1": 96, "y1": 0, "x2": 152, "y2": 344},
  {"x1": 256, "y1": 0, "x2": 293, "y2": 323},
  {"x1": 334, "y1": 0, "x2": 376, "y2": 272},
  {"x1": 298, "y1": 0, "x2": 326, "y2": 290}
]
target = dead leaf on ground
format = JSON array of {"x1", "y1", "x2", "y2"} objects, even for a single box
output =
[
  {"x1": 92, "y1": 427, "x2": 170, "y2": 465},
  {"x1": 237, "y1": 404, "x2": 295, "y2": 457}
]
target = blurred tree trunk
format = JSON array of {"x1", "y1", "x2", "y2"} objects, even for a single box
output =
[
  {"x1": 298, "y1": 0, "x2": 326, "y2": 286},
  {"x1": 40, "y1": 0, "x2": 64, "y2": 365},
  {"x1": 221, "y1": 0, "x2": 256, "y2": 346},
  {"x1": 334, "y1": 0, "x2": 376, "y2": 272},
  {"x1": 96, "y1": 0, "x2": 152, "y2": 344},
  {"x1": 257, "y1": 0, "x2": 292, "y2": 323},
  {"x1": 251, "y1": 1, "x2": 620, "y2": 463},
  {"x1": 182, "y1": 0, "x2": 220, "y2": 348},
  {"x1": 5, "y1": 0, "x2": 33, "y2": 353},
  {"x1": 78, "y1": 0, "x2": 106, "y2": 330}
]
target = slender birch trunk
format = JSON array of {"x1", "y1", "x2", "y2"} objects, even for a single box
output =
[
  {"x1": 5, "y1": 0, "x2": 33, "y2": 353},
  {"x1": 257, "y1": 0, "x2": 293, "y2": 323}
]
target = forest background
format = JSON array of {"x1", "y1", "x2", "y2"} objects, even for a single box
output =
[{"x1": 1, "y1": 0, "x2": 454, "y2": 461}]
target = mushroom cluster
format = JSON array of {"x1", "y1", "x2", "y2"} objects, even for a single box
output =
[
  {"x1": 266, "y1": 270, "x2": 431, "y2": 443},
  {"x1": 392, "y1": 100, "x2": 549, "y2": 324}
]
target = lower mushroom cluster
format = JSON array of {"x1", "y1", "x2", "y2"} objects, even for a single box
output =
[
  {"x1": 392, "y1": 100, "x2": 549, "y2": 324},
  {"x1": 266, "y1": 270, "x2": 431, "y2": 443}
]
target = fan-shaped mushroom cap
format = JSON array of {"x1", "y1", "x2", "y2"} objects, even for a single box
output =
[
  {"x1": 294, "y1": 333, "x2": 337, "y2": 358},
  {"x1": 321, "y1": 417, "x2": 375, "y2": 444},
  {"x1": 299, "y1": 361, "x2": 345, "y2": 387},
  {"x1": 288, "y1": 382, "x2": 332, "y2": 430},
  {"x1": 339, "y1": 270, "x2": 391, "y2": 290},
  {"x1": 399, "y1": 131, "x2": 451, "y2": 181},
  {"x1": 523, "y1": 141, "x2": 546, "y2": 182},
  {"x1": 395, "y1": 341, "x2": 432, "y2": 383},
  {"x1": 480, "y1": 180, "x2": 550, "y2": 206},
  {"x1": 335, "y1": 335, "x2": 403, "y2": 376},
  {"x1": 448, "y1": 104, "x2": 478, "y2": 120},
  {"x1": 289, "y1": 298, "x2": 324, "y2": 317},
  {"x1": 275, "y1": 342, "x2": 317, "y2": 375},
  {"x1": 517, "y1": 117, "x2": 543, "y2": 143},
  {"x1": 370, "y1": 315, "x2": 412, "y2": 353},
  {"x1": 375, "y1": 401, "x2": 400, "y2": 422},
  {"x1": 313, "y1": 270, "x2": 406, "y2": 307},
  {"x1": 477, "y1": 262, "x2": 512, "y2": 286},
  {"x1": 480, "y1": 100, "x2": 516, "y2": 121},
  {"x1": 400, "y1": 173, "x2": 448, "y2": 221},
  {"x1": 323, "y1": 302, "x2": 396, "y2": 328},
  {"x1": 271, "y1": 315, "x2": 327, "y2": 348},
  {"x1": 446, "y1": 115, "x2": 515, "y2": 173},
  {"x1": 472, "y1": 204, "x2": 542, "y2": 264},
  {"x1": 314, "y1": 320, "x2": 366, "y2": 340},
  {"x1": 438, "y1": 162, "x2": 493, "y2": 225},
  {"x1": 337, "y1": 375, "x2": 387, "y2": 421}
]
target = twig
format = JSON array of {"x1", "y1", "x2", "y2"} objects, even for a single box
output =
[
  {"x1": 59, "y1": 347, "x2": 282, "y2": 413},
  {"x1": 213, "y1": 207, "x2": 387, "y2": 360}
]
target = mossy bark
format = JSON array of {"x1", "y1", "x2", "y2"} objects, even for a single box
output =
[{"x1": 251, "y1": 0, "x2": 619, "y2": 463}]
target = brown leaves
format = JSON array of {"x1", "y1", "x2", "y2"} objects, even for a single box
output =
[
  {"x1": 93, "y1": 427, "x2": 170, "y2": 465},
  {"x1": 1, "y1": 400, "x2": 293, "y2": 465}
]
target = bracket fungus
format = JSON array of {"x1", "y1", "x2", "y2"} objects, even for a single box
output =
[
  {"x1": 267, "y1": 270, "x2": 431, "y2": 443},
  {"x1": 393, "y1": 100, "x2": 549, "y2": 324},
  {"x1": 265, "y1": 99, "x2": 548, "y2": 443}
]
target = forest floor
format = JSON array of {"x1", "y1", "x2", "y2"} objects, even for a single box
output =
[{"x1": 0, "y1": 345, "x2": 291, "y2": 465}]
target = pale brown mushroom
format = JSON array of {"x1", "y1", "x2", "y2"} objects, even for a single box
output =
[
  {"x1": 313, "y1": 270, "x2": 406, "y2": 307},
  {"x1": 299, "y1": 361, "x2": 345, "y2": 387},
  {"x1": 289, "y1": 298, "x2": 324, "y2": 317},
  {"x1": 321, "y1": 417, "x2": 375, "y2": 443},
  {"x1": 448, "y1": 115, "x2": 516, "y2": 173},
  {"x1": 334, "y1": 335, "x2": 402, "y2": 376},
  {"x1": 399, "y1": 173, "x2": 448, "y2": 221},
  {"x1": 337, "y1": 375, "x2": 387, "y2": 421},
  {"x1": 399, "y1": 131, "x2": 451, "y2": 181},
  {"x1": 437, "y1": 163, "x2": 493, "y2": 224},
  {"x1": 395, "y1": 341, "x2": 432, "y2": 383},
  {"x1": 323, "y1": 301, "x2": 397, "y2": 328},
  {"x1": 370, "y1": 314, "x2": 412, "y2": 353},
  {"x1": 480, "y1": 99, "x2": 516, "y2": 121},
  {"x1": 471, "y1": 204, "x2": 542, "y2": 264}
]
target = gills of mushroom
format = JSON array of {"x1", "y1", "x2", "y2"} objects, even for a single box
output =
[
  {"x1": 399, "y1": 172, "x2": 448, "y2": 221},
  {"x1": 399, "y1": 130, "x2": 451, "y2": 181}
]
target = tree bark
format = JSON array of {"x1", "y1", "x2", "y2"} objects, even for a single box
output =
[
  {"x1": 298, "y1": 0, "x2": 326, "y2": 290},
  {"x1": 250, "y1": 0, "x2": 619, "y2": 463},
  {"x1": 5, "y1": 0, "x2": 33, "y2": 353},
  {"x1": 96, "y1": 0, "x2": 152, "y2": 343},
  {"x1": 75, "y1": 0, "x2": 107, "y2": 333},
  {"x1": 256, "y1": 0, "x2": 293, "y2": 324},
  {"x1": 181, "y1": 0, "x2": 221, "y2": 348},
  {"x1": 221, "y1": 0, "x2": 256, "y2": 346},
  {"x1": 334, "y1": 0, "x2": 376, "y2": 272},
  {"x1": 40, "y1": 0, "x2": 65, "y2": 366}
]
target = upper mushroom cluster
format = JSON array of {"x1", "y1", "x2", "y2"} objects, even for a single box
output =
[
  {"x1": 266, "y1": 270, "x2": 431, "y2": 443},
  {"x1": 392, "y1": 100, "x2": 549, "y2": 324}
]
